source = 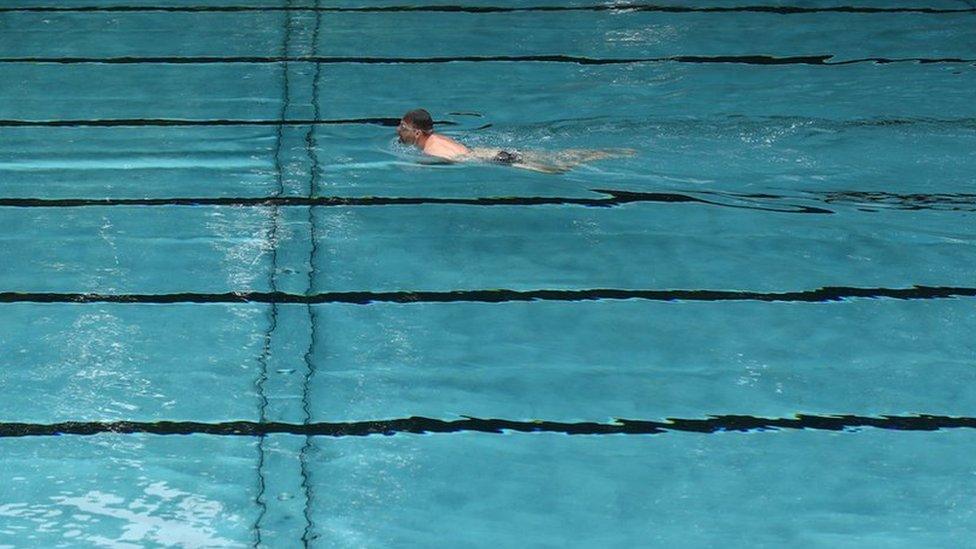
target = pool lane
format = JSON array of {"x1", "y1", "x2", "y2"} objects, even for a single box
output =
[
  {"x1": 2, "y1": 10, "x2": 975, "y2": 61},
  {"x1": 2, "y1": 203, "x2": 974, "y2": 294},
  {"x1": 2, "y1": 298, "x2": 974, "y2": 425},
  {"x1": 2, "y1": 63, "x2": 976, "y2": 122},
  {"x1": 1, "y1": 121, "x2": 975, "y2": 200}
]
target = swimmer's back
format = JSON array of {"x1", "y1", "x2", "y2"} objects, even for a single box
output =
[{"x1": 423, "y1": 134, "x2": 470, "y2": 160}]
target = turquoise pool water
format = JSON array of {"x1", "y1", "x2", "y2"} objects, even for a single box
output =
[{"x1": 1, "y1": 1, "x2": 975, "y2": 547}]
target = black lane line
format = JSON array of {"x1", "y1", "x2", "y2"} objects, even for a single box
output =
[
  {"x1": 253, "y1": 3, "x2": 293, "y2": 545},
  {"x1": 1, "y1": 286, "x2": 974, "y2": 305},
  {"x1": 0, "y1": 118, "x2": 455, "y2": 127},
  {"x1": 3, "y1": 117, "x2": 972, "y2": 128},
  {"x1": 820, "y1": 117, "x2": 976, "y2": 128},
  {"x1": 1, "y1": 4, "x2": 974, "y2": 14},
  {"x1": 4, "y1": 54, "x2": 975, "y2": 65},
  {"x1": 9, "y1": 191, "x2": 976, "y2": 214},
  {"x1": 818, "y1": 191, "x2": 976, "y2": 211},
  {"x1": 1, "y1": 414, "x2": 974, "y2": 439},
  {"x1": 300, "y1": 2, "x2": 323, "y2": 545},
  {"x1": 0, "y1": 190, "x2": 833, "y2": 214}
]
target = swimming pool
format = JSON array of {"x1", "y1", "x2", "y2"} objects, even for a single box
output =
[{"x1": 1, "y1": 0, "x2": 975, "y2": 546}]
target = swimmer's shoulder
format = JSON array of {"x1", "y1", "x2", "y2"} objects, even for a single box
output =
[{"x1": 424, "y1": 134, "x2": 471, "y2": 160}]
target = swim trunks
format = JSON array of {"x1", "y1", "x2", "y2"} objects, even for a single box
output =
[{"x1": 492, "y1": 150, "x2": 523, "y2": 165}]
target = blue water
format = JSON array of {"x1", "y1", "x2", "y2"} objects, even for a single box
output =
[{"x1": 1, "y1": 1, "x2": 976, "y2": 547}]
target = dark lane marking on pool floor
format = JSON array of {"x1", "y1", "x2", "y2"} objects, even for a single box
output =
[
  {"x1": 3, "y1": 55, "x2": 975, "y2": 65},
  {"x1": 0, "y1": 190, "x2": 833, "y2": 214},
  {"x1": 1, "y1": 414, "x2": 974, "y2": 439},
  {"x1": 298, "y1": 3, "x2": 324, "y2": 542},
  {"x1": 1, "y1": 117, "x2": 973, "y2": 128},
  {"x1": 704, "y1": 190, "x2": 976, "y2": 213},
  {"x1": 251, "y1": 3, "x2": 295, "y2": 540},
  {"x1": 6, "y1": 191, "x2": 976, "y2": 213},
  {"x1": 0, "y1": 118, "x2": 454, "y2": 128},
  {"x1": 818, "y1": 191, "x2": 976, "y2": 211},
  {"x1": 1, "y1": 286, "x2": 974, "y2": 305},
  {"x1": 2, "y1": 4, "x2": 973, "y2": 14}
]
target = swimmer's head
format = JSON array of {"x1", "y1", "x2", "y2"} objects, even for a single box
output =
[{"x1": 397, "y1": 108, "x2": 434, "y2": 145}]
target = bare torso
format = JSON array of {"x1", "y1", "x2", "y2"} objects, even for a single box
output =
[{"x1": 418, "y1": 132, "x2": 635, "y2": 174}]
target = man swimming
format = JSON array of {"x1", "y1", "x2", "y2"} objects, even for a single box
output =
[{"x1": 396, "y1": 108, "x2": 633, "y2": 174}]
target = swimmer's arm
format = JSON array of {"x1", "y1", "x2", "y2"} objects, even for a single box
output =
[
  {"x1": 463, "y1": 147, "x2": 502, "y2": 162},
  {"x1": 416, "y1": 156, "x2": 455, "y2": 165},
  {"x1": 513, "y1": 148, "x2": 637, "y2": 174},
  {"x1": 511, "y1": 162, "x2": 570, "y2": 174},
  {"x1": 462, "y1": 148, "x2": 569, "y2": 173}
]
